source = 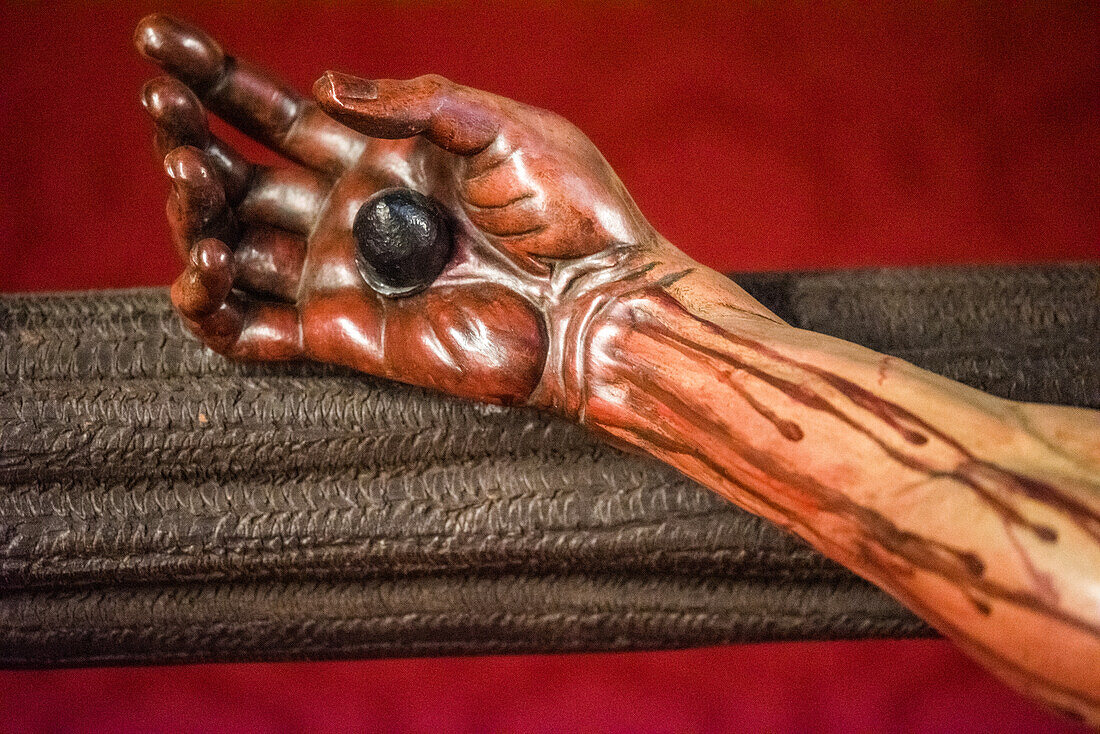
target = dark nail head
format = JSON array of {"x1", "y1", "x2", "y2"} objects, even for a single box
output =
[{"x1": 353, "y1": 188, "x2": 454, "y2": 298}]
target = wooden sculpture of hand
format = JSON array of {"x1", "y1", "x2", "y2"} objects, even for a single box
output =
[{"x1": 135, "y1": 14, "x2": 1100, "y2": 724}]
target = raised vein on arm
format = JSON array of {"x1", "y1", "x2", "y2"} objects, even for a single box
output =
[{"x1": 575, "y1": 257, "x2": 1100, "y2": 722}]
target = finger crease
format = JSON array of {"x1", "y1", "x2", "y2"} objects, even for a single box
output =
[
  {"x1": 495, "y1": 223, "x2": 548, "y2": 240},
  {"x1": 464, "y1": 148, "x2": 520, "y2": 183},
  {"x1": 464, "y1": 192, "x2": 535, "y2": 211}
]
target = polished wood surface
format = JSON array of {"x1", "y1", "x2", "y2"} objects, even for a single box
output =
[{"x1": 135, "y1": 14, "x2": 1100, "y2": 724}]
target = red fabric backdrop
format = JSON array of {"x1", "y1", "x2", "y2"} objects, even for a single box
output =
[{"x1": 0, "y1": 2, "x2": 1096, "y2": 731}]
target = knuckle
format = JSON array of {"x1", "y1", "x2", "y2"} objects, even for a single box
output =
[{"x1": 414, "y1": 74, "x2": 452, "y2": 93}]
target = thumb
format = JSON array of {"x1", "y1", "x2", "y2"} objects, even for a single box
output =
[{"x1": 314, "y1": 71, "x2": 499, "y2": 156}]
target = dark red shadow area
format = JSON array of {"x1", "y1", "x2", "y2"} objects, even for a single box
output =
[{"x1": 0, "y1": 2, "x2": 1095, "y2": 732}]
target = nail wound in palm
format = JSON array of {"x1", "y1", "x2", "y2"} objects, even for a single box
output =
[{"x1": 134, "y1": 13, "x2": 662, "y2": 406}]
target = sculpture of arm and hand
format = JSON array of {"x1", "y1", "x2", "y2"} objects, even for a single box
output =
[{"x1": 134, "y1": 15, "x2": 1100, "y2": 723}]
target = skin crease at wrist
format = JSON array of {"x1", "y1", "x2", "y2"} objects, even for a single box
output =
[{"x1": 132, "y1": 13, "x2": 1100, "y2": 725}]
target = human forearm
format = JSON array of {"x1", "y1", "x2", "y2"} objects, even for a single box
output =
[{"x1": 574, "y1": 245, "x2": 1100, "y2": 721}]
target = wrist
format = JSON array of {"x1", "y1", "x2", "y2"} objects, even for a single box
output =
[
  {"x1": 524, "y1": 237, "x2": 682, "y2": 418},
  {"x1": 528, "y1": 238, "x2": 781, "y2": 424}
]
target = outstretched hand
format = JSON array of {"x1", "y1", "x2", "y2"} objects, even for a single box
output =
[
  {"x1": 135, "y1": 15, "x2": 1100, "y2": 724},
  {"x1": 134, "y1": 13, "x2": 721, "y2": 408}
]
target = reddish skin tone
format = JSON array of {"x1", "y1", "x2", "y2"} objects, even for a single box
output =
[{"x1": 135, "y1": 15, "x2": 1100, "y2": 724}]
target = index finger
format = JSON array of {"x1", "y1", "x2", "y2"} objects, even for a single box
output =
[{"x1": 134, "y1": 13, "x2": 366, "y2": 176}]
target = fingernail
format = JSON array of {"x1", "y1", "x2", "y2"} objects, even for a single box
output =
[
  {"x1": 133, "y1": 14, "x2": 170, "y2": 58},
  {"x1": 133, "y1": 14, "x2": 224, "y2": 86},
  {"x1": 163, "y1": 146, "x2": 205, "y2": 180},
  {"x1": 141, "y1": 77, "x2": 171, "y2": 113},
  {"x1": 318, "y1": 71, "x2": 378, "y2": 104},
  {"x1": 140, "y1": 80, "x2": 160, "y2": 112},
  {"x1": 164, "y1": 153, "x2": 183, "y2": 180},
  {"x1": 164, "y1": 148, "x2": 187, "y2": 179}
]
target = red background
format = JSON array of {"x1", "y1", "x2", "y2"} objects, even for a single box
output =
[{"x1": 0, "y1": 2, "x2": 1096, "y2": 731}]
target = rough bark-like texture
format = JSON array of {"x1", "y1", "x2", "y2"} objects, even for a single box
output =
[{"x1": 1, "y1": 264, "x2": 1096, "y2": 668}]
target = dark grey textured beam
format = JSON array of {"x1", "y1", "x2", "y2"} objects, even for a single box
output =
[{"x1": 1, "y1": 263, "x2": 1096, "y2": 667}]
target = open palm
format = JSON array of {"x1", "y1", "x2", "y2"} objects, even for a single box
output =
[{"x1": 135, "y1": 14, "x2": 665, "y2": 408}]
